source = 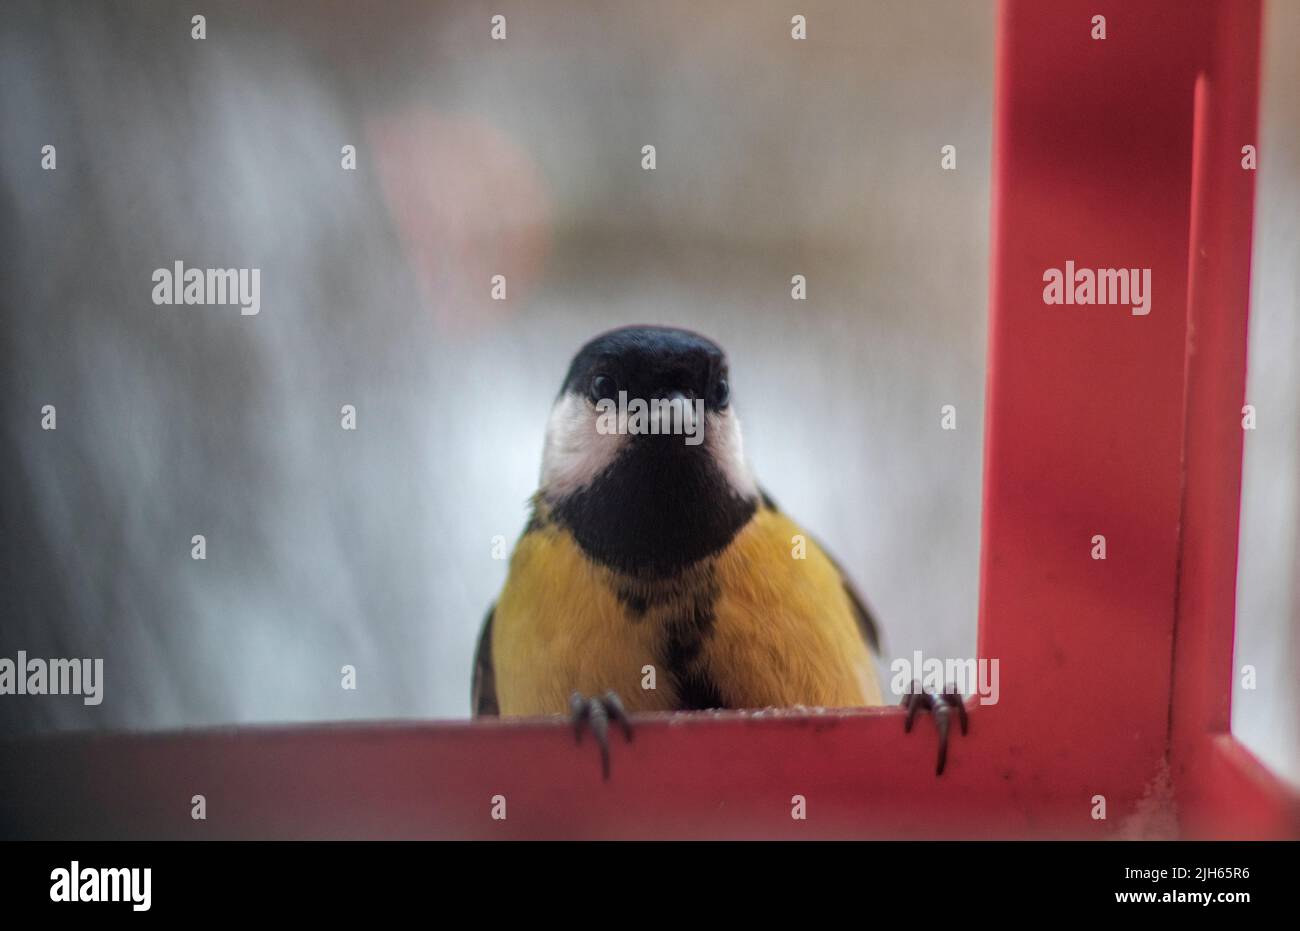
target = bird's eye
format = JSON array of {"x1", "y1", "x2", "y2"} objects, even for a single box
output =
[
  {"x1": 588, "y1": 374, "x2": 617, "y2": 404},
  {"x1": 712, "y1": 378, "x2": 730, "y2": 409}
]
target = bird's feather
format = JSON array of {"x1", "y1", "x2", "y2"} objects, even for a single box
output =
[
  {"x1": 471, "y1": 605, "x2": 499, "y2": 716},
  {"x1": 478, "y1": 501, "x2": 882, "y2": 716},
  {"x1": 758, "y1": 487, "x2": 881, "y2": 653}
]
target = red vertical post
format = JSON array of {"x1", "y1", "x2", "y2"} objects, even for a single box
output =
[
  {"x1": 1169, "y1": 1, "x2": 1300, "y2": 839},
  {"x1": 981, "y1": 0, "x2": 1212, "y2": 831},
  {"x1": 984, "y1": 0, "x2": 1296, "y2": 838}
]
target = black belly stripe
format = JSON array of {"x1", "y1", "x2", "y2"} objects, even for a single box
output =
[
  {"x1": 658, "y1": 582, "x2": 727, "y2": 710},
  {"x1": 614, "y1": 573, "x2": 695, "y2": 621},
  {"x1": 671, "y1": 664, "x2": 725, "y2": 710}
]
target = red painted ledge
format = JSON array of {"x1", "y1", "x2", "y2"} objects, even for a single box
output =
[
  {"x1": 6, "y1": 705, "x2": 1294, "y2": 840},
  {"x1": 0, "y1": 707, "x2": 1077, "y2": 840}
]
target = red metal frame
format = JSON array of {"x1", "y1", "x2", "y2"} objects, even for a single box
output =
[
  {"x1": 4, "y1": 0, "x2": 1297, "y2": 840},
  {"x1": 1167, "y1": 0, "x2": 1299, "y2": 840}
]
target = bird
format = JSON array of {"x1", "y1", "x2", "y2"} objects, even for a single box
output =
[{"x1": 472, "y1": 325, "x2": 936, "y2": 778}]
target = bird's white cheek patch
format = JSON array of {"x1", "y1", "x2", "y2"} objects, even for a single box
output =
[
  {"x1": 540, "y1": 393, "x2": 627, "y2": 498},
  {"x1": 707, "y1": 411, "x2": 758, "y2": 499}
]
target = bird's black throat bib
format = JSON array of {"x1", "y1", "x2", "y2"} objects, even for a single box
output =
[{"x1": 548, "y1": 434, "x2": 758, "y2": 579}]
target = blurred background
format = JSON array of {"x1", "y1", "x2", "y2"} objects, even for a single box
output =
[{"x1": 0, "y1": 1, "x2": 1294, "y2": 786}]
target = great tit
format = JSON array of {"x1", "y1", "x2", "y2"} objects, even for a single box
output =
[{"x1": 472, "y1": 325, "x2": 885, "y2": 775}]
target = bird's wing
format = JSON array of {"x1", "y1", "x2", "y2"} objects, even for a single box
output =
[
  {"x1": 471, "y1": 604, "x2": 499, "y2": 716},
  {"x1": 758, "y1": 487, "x2": 882, "y2": 654}
]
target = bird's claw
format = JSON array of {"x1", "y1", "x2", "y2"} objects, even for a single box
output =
[
  {"x1": 570, "y1": 690, "x2": 634, "y2": 781},
  {"x1": 901, "y1": 680, "x2": 968, "y2": 776}
]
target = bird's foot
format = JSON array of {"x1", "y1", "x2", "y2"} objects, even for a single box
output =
[
  {"x1": 570, "y1": 691, "x2": 634, "y2": 781},
  {"x1": 901, "y1": 681, "x2": 968, "y2": 776}
]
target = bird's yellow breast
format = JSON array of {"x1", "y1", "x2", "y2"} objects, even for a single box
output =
[{"x1": 492, "y1": 506, "x2": 881, "y2": 715}]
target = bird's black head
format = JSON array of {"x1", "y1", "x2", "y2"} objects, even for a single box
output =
[
  {"x1": 538, "y1": 325, "x2": 758, "y2": 577},
  {"x1": 558, "y1": 326, "x2": 733, "y2": 413}
]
